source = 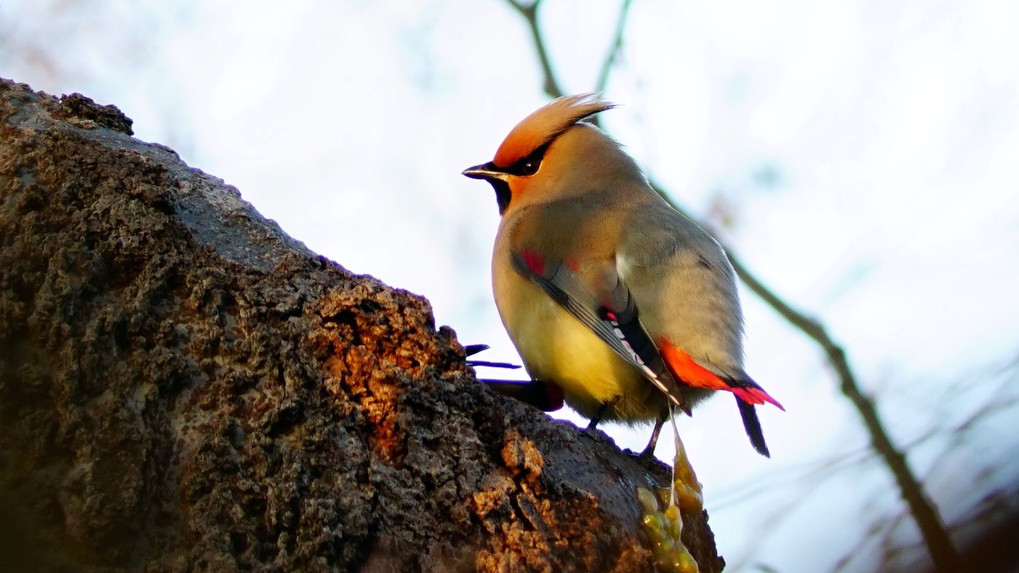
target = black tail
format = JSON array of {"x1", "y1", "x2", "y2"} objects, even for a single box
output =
[{"x1": 737, "y1": 397, "x2": 770, "y2": 457}]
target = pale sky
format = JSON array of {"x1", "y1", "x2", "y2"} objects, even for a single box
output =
[{"x1": 3, "y1": 1, "x2": 1018, "y2": 570}]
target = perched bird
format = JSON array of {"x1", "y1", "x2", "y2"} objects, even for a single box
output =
[{"x1": 463, "y1": 94, "x2": 783, "y2": 458}]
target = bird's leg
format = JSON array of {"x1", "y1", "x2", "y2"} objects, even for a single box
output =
[
  {"x1": 638, "y1": 413, "x2": 668, "y2": 459},
  {"x1": 586, "y1": 401, "x2": 607, "y2": 428},
  {"x1": 587, "y1": 397, "x2": 619, "y2": 430}
]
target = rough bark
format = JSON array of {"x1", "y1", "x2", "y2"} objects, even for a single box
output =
[{"x1": 0, "y1": 77, "x2": 722, "y2": 572}]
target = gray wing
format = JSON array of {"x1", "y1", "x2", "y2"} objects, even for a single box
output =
[{"x1": 510, "y1": 249, "x2": 686, "y2": 409}]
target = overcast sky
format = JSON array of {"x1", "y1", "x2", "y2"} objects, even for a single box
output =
[{"x1": 3, "y1": 1, "x2": 1018, "y2": 570}]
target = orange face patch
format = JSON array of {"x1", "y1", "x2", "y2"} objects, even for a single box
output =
[{"x1": 500, "y1": 175, "x2": 532, "y2": 213}]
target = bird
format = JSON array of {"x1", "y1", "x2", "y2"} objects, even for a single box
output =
[{"x1": 462, "y1": 94, "x2": 783, "y2": 458}]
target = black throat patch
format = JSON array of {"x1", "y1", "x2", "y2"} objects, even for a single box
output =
[{"x1": 490, "y1": 179, "x2": 511, "y2": 215}]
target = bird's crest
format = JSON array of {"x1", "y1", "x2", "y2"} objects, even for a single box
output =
[{"x1": 493, "y1": 94, "x2": 614, "y2": 169}]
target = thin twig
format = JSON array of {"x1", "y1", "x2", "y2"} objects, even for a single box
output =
[
  {"x1": 506, "y1": 0, "x2": 562, "y2": 98},
  {"x1": 503, "y1": 0, "x2": 962, "y2": 569},
  {"x1": 594, "y1": 0, "x2": 634, "y2": 95}
]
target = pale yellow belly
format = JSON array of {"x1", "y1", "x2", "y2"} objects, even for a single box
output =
[{"x1": 499, "y1": 283, "x2": 666, "y2": 424}]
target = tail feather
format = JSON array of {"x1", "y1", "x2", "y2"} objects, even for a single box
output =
[
  {"x1": 656, "y1": 339, "x2": 779, "y2": 456},
  {"x1": 658, "y1": 340, "x2": 783, "y2": 410},
  {"x1": 736, "y1": 397, "x2": 770, "y2": 457},
  {"x1": 731, "y1": 384, "x2": 785, "y2": 411}
]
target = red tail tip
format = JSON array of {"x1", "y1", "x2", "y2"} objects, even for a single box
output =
[{"x1": 737, "y1": 387, "x2": 785, "y2": 411}]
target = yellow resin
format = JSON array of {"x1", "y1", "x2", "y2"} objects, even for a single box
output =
[{"x1": 637, "y1": 429, "x2": 704, "y2": 572}]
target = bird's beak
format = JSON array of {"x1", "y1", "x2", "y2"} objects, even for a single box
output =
[{"x1": 462, "y1": 161, "x2": 507, "y2": 182}]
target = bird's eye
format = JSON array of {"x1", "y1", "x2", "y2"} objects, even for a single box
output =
[{"x1": 508, "y1": 143, "x2": 549, "y2": 176}]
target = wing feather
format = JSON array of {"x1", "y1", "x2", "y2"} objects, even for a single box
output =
[{"x1": 511, "y1": 250, "x2": 686, "y2": 408}]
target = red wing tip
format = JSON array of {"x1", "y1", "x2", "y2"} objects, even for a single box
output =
[{"x1": 520, "y1": 249, "x2": 546, "y2": 276}]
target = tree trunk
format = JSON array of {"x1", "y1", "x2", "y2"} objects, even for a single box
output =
[{"x1": 0, "y1": 77, "x2": 722, "y2": 572}]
